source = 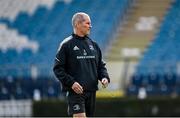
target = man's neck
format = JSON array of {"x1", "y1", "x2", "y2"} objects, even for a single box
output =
[
  {"x1": 74, "y1": 30, "x2": 85, "y2": 37},
  {"x1": 76, "y1": 34, "x2": 85, "y2": 37}
]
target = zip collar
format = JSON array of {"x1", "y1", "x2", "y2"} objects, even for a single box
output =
[{"x1": 72, "y1": 33, "x2": 88, "y2": 40}]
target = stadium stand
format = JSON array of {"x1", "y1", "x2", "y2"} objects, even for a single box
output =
[
  {"x1": 0, "y1": 0, "x2": 133, "y2": 100},
  {"x1": 128, "y1": 0, "x2": 180, "y2": 97},
  {"x1": 0, "y1": 0, "x2": 55, "y2": 21}
]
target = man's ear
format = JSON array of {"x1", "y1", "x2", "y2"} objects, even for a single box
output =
[
  {"x1": 74, "y1": 23, "x2": 77, "y2": 28},
  {"x1": 76, "y1": 22, "x2": 80, "y2": 28}
]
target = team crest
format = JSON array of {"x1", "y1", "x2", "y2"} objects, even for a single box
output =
[{"x1": 89, "y1": 45, "x2": 94, "y2": 50}]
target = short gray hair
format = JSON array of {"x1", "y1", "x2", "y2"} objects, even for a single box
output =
[{"x1": 72, "y1": 12, "x2": 89, "y2": 28}]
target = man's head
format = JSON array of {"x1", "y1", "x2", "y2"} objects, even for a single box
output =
[{"x1": 72, "y1": 12, "x2": 92, "y2": 36}]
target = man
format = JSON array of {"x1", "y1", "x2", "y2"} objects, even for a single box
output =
[{"x1": 53, "y1": 12, "x2": 110, "y2": 118}]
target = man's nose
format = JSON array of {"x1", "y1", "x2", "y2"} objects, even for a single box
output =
[{"x1": 89, "y1": 25, "x2": 92, "y2": 28}]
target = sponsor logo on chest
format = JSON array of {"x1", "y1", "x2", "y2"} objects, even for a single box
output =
[{"x1": 73, "y1": 45, "x2": 95, "y2": 59}]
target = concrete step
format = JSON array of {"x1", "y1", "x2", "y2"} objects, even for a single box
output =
[{"x1": 106, "y1": 0, "x2": 172, "y2": 62}]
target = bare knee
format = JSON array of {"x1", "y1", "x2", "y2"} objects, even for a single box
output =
[{"x1": 73, "y1": 112, "x2": 86, "y2": 118}]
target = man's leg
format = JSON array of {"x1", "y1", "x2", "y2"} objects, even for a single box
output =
[
  {"x1": 67, "y1": 91, "x2": 86, "y2": 117},
  {"x1": 85, "y1": 92, "x2": 96, "y2": 117},
  {"x1": 73, "y1": 112, "x2": 86, "y2": 118}
]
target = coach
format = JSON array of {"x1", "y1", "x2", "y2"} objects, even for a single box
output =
[{"x1": 53, "y1": 12, "x2": 110, "y2": 118}]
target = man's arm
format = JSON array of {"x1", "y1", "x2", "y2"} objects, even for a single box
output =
[
  {"x1": 53, "y1": 44, "x2": 75, "y2": 88},
  {"x1": 97, "y1": 45, "x2": 110, "y2": 83},
  {"x1": 53, "y1": 43, "x2": 83, "y2": 93}
]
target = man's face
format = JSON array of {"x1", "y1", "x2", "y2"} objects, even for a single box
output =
[{"x1": 77, "y1": 16, "x2": 91, "y2": 36}]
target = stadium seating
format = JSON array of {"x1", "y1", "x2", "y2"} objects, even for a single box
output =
[
  {"x1": 0, "y1": 0, "x2": 133, "y2": 100},
  {"x1": 0, "y1": 0, "x2": 132, "y2": 77},
  {"x1": 128, "y1": 0, "x2": 180, "y2": 96},
  {"x1": 0, "y1": 76, "x2": 61, "y2": 100}
]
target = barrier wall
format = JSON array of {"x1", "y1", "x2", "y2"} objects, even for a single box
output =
[{"x1": 33, "y1": 97, "x2": 180, "y2": 117}]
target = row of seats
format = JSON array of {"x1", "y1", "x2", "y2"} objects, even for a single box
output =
[
  {"x1": 127, "y1": 84, "x2": 180, "y2": 97},
  {"x1": 131, "y1": 72, "x2": 179, "y2": 87},
  {"x1": 127, "y1": 72, "x2": 180, "y2": 96},
  {"x1": 0, "y1": 0, "x2": 55, "y2": 21},
  {"x1": 0, "y1": 77, "x2": 62, "y2": 100},
  {"x1": 0, "y1": 24, "x2": 38, "y2": 53}
]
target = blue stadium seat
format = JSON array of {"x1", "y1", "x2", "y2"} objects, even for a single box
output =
[
  {"x1": 159, "y1": 85, "x2": 173, "y2": 96},
  {"x1": 126, "y1": 84, "x2": 139, "y2": 96},
  {"x1": 163, "y1": 72, "x2": 177, "y2": 87},
  {"x1": 13, "y1": 84, "x2": 28, "y2": 100},
  {"x1": 0, "y1": 85, "x2": 11, "y2": 100},
  {"x1": 147, "y1": 73, "x2": 160, "y2": 86},
  {"x1": 131, "y1": 74, "x2": 143, "y2": 86},
  {"x1": 145, "y1": 85, "x2": 159, "y2": 96}
]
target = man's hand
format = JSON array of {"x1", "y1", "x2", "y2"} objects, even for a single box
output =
[
  {"x1": 101, "y1": 78, "x2": 109, "y2": 88},
  {"x1": 72, "y1": 82, "x2": 83, "y2": 94}
]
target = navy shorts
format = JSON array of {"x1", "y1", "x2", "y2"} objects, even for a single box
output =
[{"x1": 67, "y1": 91, "x2": 96, "y2": 117}]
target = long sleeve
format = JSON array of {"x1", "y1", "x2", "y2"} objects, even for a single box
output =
[
  {"x1": 97, "y1": 46, "x2": 110, "y2": 83},
  {"x1": 53, "y1": 44, "x2": 75, "y2": 88}
]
